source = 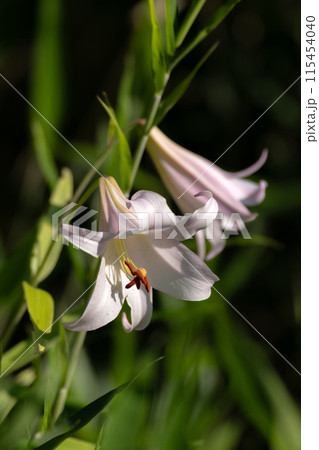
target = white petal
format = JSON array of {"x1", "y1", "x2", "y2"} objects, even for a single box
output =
[
  {"x1": 169, "y1": 196, "x2": 218, "y2": 241},
  {"x1": 63, "y1": 242, "x2": 126, "y2": 331},
  {"x1": 205, "y1": 222, "x2": 226, "y2": 260},
  {"x1": 99, "y1": 177, "x2": 130, "y2": 234},
  {"x1": 195, "y1": 229, "x2": 206, "y2": 260},
  {"x1": 122, "y1": 287, "x2": 153, "y2": 332},
  {"x1": 231, "y1": 149, "x2": 268, "y2": 178},
  {"x1": 125, "y1": 235, "x2": 218, "y2": 301},
  {"x1": 130, "y1": 190, "x2": 218, "y2": 241},
  {"x1": 224, "y1": 178, "x2": 267, "y2": 207},
  {"x1": 61, "y1": 224, "x2": 112, "y2": 257}
]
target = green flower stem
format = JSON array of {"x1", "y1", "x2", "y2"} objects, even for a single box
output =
[
  {"x1": 51, "y1": 331, "x2": 87, "y2": 425},
  {"x1": 127, "y1": 73, "x2": 170, "y2": 195}
]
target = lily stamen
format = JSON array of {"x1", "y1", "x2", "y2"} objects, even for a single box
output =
[{"x1": 124, "y1": 260, "x2": 150, "y2": 293}]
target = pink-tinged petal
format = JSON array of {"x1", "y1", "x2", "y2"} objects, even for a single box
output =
[
  {"x1": 225, "y1": 178, "x2": 267, "y2": 206},
  {"x1": 128, "y1": 190, "x2": 175, "y2": 232},
  {"x1": 147, "y1": 127, "x2": 255, "y2": 220},
  {"x1": 121, "y1": 287, "x2": 153, "y2": 333},
  {"x1": 231, "y1": 149, "x2": 268, "y2": 178},
  {"x1": 242, "y1": 180, "x2": 267, "y2": 206},
  {"x1": 130, "y1": 189, "x2": 218, "y2": 241},
  {"x1": 130, "y1": 190, "x2": 173, "y2": 216},
  {"x1": 125, "y1": 235, "x2": 218, "y2": 300},
  {"x1": 177, "y1": 195, "x2": 218, "y2": 239},
  {"x1": 195, "y1": 229, "x2": 206, "y2": 260},
  {"x1": 99, "y1": 177, "x2": 133, "y2": 234},
  {"x1": 162, "y1": 196, "x2": 218, "y2": 241},
  {"x1": 63, "y1": 242, "x2": 126, "y2": 331},
  {"x1": 61, "y1": 224, "x2": 112, "y2": 257},
  {"x1": 205, "y1": 222, "x2": 226, "y2": 260}
]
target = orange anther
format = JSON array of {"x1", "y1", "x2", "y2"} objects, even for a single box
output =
[{"x1": 124, "y1": 260, "x2": 150, "y2": 293}]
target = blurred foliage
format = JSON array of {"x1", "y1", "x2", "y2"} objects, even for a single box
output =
[{"x1": 0, "y1": 0, "x2": 300, "y2": 449}]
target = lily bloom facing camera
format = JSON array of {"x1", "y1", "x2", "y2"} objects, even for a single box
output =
[
  {"x1": 61, "y1": 177, "x2": 219, "y2": 332},
  {"x1": 147, "y1": 127, "x2": 268, "y2": 259}
]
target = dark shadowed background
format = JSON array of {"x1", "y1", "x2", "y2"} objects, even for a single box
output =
[{"x1": 0, "y1": 1, "x2": 300, "y2": 449}]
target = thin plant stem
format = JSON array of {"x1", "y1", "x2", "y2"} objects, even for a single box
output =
[
  {"x1": 127, "y1": 73, "x2": 170, "y2": 195},
  {"x1": 51, "y1": 331, "x2": 87, "y2": 425}
]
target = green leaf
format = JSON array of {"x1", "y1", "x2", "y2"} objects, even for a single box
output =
[
  {"x1": 148, "y1": 0, "x2": 166, "y2": 91},
  {"x1": 0, "y1": 338, "x2": 57, "y2": 377},
  {"x1": 0, "y1": 390, "x2": 17, "y2": 424},
  {"x1": 22, "y1": 282, "x2": 54, "y2": 333},
  {"x1": 165, "y1": 0, "x2": 177, "y2": 56},
  {"x1": 33, "y1": 383, "x2": 128, "y2": 449},
  {"x1": 175, "y1": 0, "x2": 206, "y2": 48},
  {"x1": 56, "y1": 438, "x2": 95, "y2": 450},
  {"x1": 172, "y1": 0, "x2": 241, "y2": 68},
  {"x1": 49, "y1": 168, "x2": 74, "y2": 207},
  {"x1": 31, "y1": 119, "x2": 58, "y2": 191},
  {"x1": 98, "y1": 97, "x2": 132, "y2": 192},
  {"x1": 30, "y1": 0, "x2": 64, "y2": 136},
  {"x1": 155, "y1": 41, "x2": 219, "y2": 124},
  {"x1": 30, "y1": 216, "x2": 63, "y2": 285},
  {"x1": 116, "y1": 54, "x2": 135, "y2": 128},
  {"x1": 258, "y1": 367, "x2": 301, "y2": 450}
]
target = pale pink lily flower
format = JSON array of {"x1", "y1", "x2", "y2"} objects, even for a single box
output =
[
  {"x1": 147, "y1": 127, "x2": 268, "y2": 260},
  {"x1": 61, "y1": 177, "x2": 219, "y2": 332}
]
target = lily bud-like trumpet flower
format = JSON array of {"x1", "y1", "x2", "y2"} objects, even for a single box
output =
[
  {"x1": 61, "y1": 177, "x2": 219, "y2": 332},
  {"x1": 147, "y1": 127, "x2": 268, "y2": 260}
]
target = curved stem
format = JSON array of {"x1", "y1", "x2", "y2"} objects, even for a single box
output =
[{"x1": 127, "y1": 73, "x2": 170, "y2": 195}]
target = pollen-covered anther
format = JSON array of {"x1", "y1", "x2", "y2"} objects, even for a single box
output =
[{"x1": 124, "y1": 260, "x2": 150, "y2": 293}]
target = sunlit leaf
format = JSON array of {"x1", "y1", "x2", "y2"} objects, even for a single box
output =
[
  {"x1": 156, "y1": 41, "x2": 219, "y2": 124},
  {"x1": 0, "y1": 390, "x2": 17, "y2": 424},
  {"x1": 175, "y1": 0, "x2": 206, "y2": 48},
  {"x1": 49, "y1": 168, "x2": 74, "y2": 207},
  {"x1": 22, "y1": 282, "x2": 54, "y2": 333},
  {"x1": 33, "y1": 383, "x2": 128, "y2": 449},
  {"x1": 148, "y1": 0, "x2": 166, "y2": 91},
  {"x1": 0, "y1": 338, "x2": 57, "y2": 377},
  {"x1": 30, "y1": 216, "x2": 63, "y2": 285},
  {"x1": 56, "y1": 438, "x2": 95, "y2": 450}
]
